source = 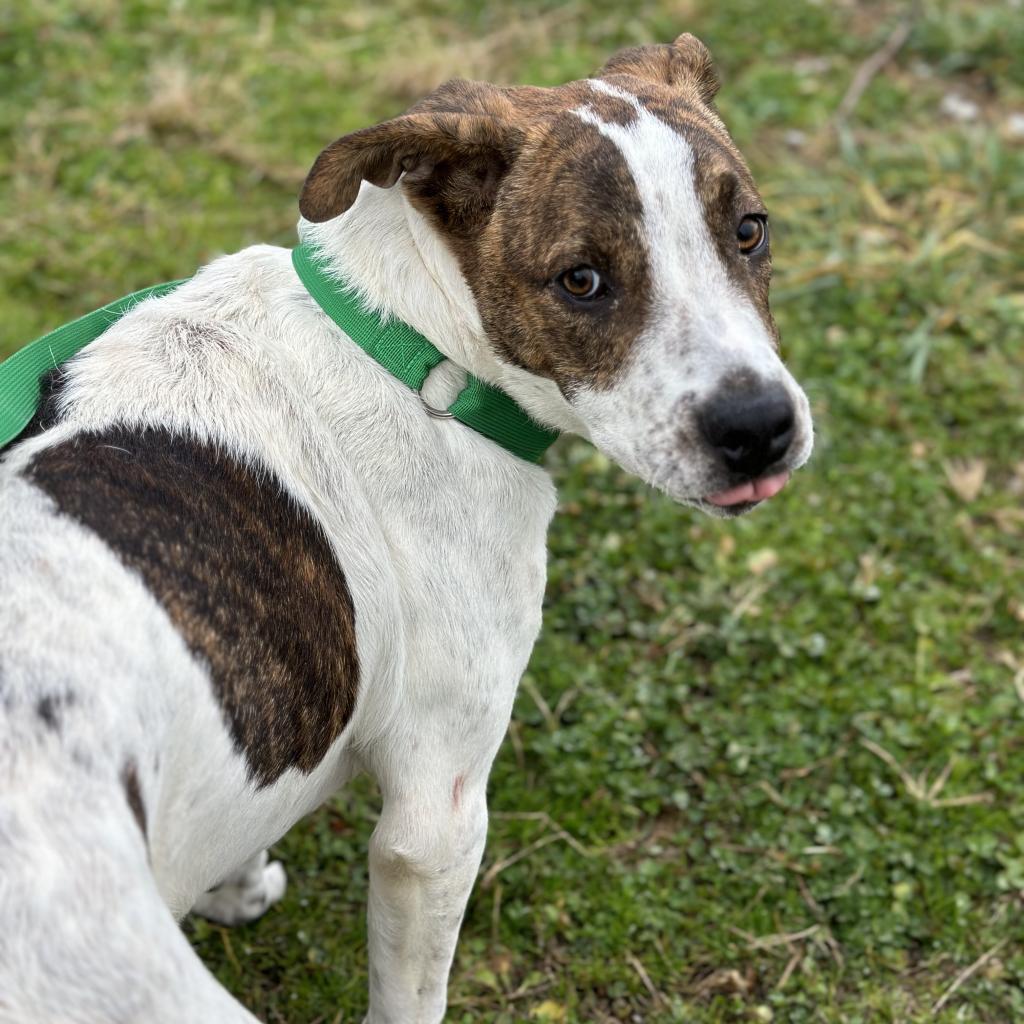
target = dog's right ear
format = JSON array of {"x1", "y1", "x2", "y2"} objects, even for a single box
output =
[
  {"x1": 299, "y1": 83, "x2": 524, "y2": 228},
  {"x1": 597, "y1": 33, "x2": 720, "y2": 105}
]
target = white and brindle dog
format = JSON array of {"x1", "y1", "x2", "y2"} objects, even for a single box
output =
[{"x1": 0, "y1": 35, "x2": 812, "y2": 1024}]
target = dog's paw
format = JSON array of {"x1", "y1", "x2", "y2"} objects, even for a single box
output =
[
  {"x1": 261, "y1": 859, "x2": 287, "y2": 904},
  {"x1": 192, "y1": 850, "x2": 287, "y2": 926}
]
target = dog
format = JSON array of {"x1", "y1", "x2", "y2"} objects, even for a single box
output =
[{"x1": 0, "y1": 33, "x2": 812, "y2": 1023}]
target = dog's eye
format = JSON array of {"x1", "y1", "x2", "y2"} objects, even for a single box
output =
[
  {"x1": 737, "y1": 215, "x2": 768, "y2": 256},
  {"x1": 557, "y1": 266, "x2": 606, "y2": 302}
]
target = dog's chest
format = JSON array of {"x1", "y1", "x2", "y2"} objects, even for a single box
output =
[{"x1": 342, "y1": 433, "x2": 556, "y2": 698}]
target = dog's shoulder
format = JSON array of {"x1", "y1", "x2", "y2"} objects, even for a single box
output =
[{"x1": 23, "y1": 422, "x2": 360, "y2": 787}]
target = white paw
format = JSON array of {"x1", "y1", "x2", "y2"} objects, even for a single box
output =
[
  {"x1": 192, "y1": 855, "x2": 287, "y2": 926},
  {"x1": 262, "y1": 859, "x2": 287, "y2": 906}
]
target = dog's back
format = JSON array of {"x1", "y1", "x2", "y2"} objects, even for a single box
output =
[{"x1": 0, "y1": 446, "x2": 265, "y2": 1022}]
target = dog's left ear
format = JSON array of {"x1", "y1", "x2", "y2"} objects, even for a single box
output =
[
  {"x1": 597, "y1": 33, "x2": 720, "y2": 105},
  {"x1": 299, "y1": 81, "x2": 524, "y2": 229}
]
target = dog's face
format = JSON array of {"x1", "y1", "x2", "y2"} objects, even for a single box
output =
[{"x1": 300, "y1": 35, "x2": 812, "y2": 515}]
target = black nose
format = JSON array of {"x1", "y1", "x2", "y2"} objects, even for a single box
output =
[{"x1": 699, "y1": 386, "x2": 795, "y2": 478}]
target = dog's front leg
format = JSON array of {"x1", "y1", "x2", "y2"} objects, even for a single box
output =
[{"x1": 362, "y1": 743, "x2": 492, "y2": 1023}]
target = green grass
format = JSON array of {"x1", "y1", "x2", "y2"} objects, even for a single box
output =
[{"x1": 3, "y1": 1, "x2": 1023, "y2": 1021}]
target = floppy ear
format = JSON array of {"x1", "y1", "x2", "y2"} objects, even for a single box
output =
[
  {"x1": 597, "y1": 33, "x2": 720, "y2": 105},
  {"x1": 299, "y1": 87, "x2": 523, "y2": 227}
]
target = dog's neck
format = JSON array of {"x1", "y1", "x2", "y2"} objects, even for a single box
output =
[{"x1": 297, "y1": 183, "x2": 584, "y2": 435}]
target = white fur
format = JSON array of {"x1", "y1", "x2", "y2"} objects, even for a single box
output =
[
  {"x1": 570, "y1": 80, "x2": 813, "y2": 508},
  {"x1": 0, "y1": 84, "x2": 813, "y2": 1022}
]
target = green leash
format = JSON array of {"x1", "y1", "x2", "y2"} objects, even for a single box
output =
[
  {"x1": 0, "y1": 247, "x2": 558, "y2": 463},
  {"x1": 0, "y1": 280, "x2": 187, "y2": 449}
]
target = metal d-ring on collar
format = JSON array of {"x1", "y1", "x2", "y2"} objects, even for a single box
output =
[
  {"x1": 419, "y1": 360, "x2": 458, "y2": 419},
  {"x1": 419, "y1": 392, "x2": 455, "y2": 419}
]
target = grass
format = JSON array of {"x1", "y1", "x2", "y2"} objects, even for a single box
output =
[{"x1": 3, "y1": 0, "x2": 1024, "y2": 1020}]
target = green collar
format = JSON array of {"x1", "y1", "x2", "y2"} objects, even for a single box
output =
[
  {"x1": 0, "y1": 247, "x2": 559, "y2": 462},
  {"x1": 291, "y1": 244, "x2": 558, "y2": 463}
]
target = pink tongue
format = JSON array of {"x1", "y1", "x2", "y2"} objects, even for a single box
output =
[{"x1": 706, "y1": 471, "x2": 790, "y2": 507}]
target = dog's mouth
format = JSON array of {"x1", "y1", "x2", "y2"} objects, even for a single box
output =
[{"x1": 704, "y1": 471, "x2": 790, "y2": 509}]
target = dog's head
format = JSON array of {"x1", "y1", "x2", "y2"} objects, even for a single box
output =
[{"x1": 300, "y1": 34, "x2": 813, "y2": 515}]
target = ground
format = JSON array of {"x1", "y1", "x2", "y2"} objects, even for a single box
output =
[{"x1": 2, "y1": 1, "x2": 1023, "y2": 1021}]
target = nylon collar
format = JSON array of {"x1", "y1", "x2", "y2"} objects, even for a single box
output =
[
  {"x1": 0, "y1": 248, "x2": 558, "y2": 462},
  {"x1": 291, "y1": 244, "x2": 558, "y2": 464}
]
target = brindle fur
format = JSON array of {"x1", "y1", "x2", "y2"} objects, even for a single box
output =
[
  {"x1": 26, "y1": 426, "x2": 360, "y2": 787},
  {"x1": 299, "y1": 33, "x2": 776, "y2": 388}
]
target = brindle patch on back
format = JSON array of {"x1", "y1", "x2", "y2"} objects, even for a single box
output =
[{"x1": 26, "y1": 426, "x2": 359, "y2": 787}]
